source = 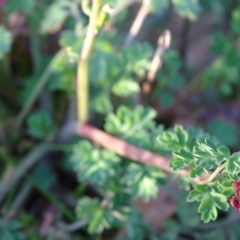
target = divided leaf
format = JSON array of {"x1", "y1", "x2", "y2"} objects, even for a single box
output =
[
  {"x1": 225, "y1": 152, "x2": 240, "y2": 175},
  {"x1": 210, "y1": 192, "x2": 228, "y2": 211},
  {"x1": 157, "y1": 125, "x2": 190, "y2": 152},
  {"x1": 170, "y1": 149, "x2": 194, "y2": 171},
  {"x1": 27, "y1": 110, "x2": 55, "y2": 139},
  {"x1": 125, "y1": 163, "x2": 166, "y2": 201},
  {"x1": 135, "y1": 176, "x2": 159, "y2": 202},
  {"x1": 189, "y1": 187, "x2": 229, "y2": 223},
  {"x1": 175, "y1": 125, "x2": 189, "y2": 145},
  {"x1": 192, "y1": 139, "x2": 231, "y2": 175},
  {"x1": 217, "y1": 146, "x2": 231, "y2": 158},
  {"x1": 104, "y1": 105, "x2": 157, "y2": 137},
  {"x1": 112, "y1": 78, "x2": 140, "y2": 97},
  {"x1": 187, "y1": 189, "x2": 208, "y2": 202},
  {"x1": 91, "y1": 90, "x2": 113, "y2": 114},
  {"x1": 122, "y1": 43, "x2": 153, "y2": 76},
  {"x1": 71, "y1": 141, "x2": 121, "y2": 185},
  {"x1": 198, "y1": 196, "x2": 217, "y2": 223},
  {"x1": 41, "y1": 0, "x2": 69, "y2": 34},
  {"x1": 189, "y1": 166, "x2": 204, "y2": 178},
  {"x1": 76, "y1": 197, "x2": 131, "y2": 234},
  {"x1": 172, "y1": 0, "x2": 201, "y2": 21},
  {"x1": 217, "y1": 179, "x2": 234, "y2": 196},
  {"x1": 76, "y1": 197, "x2": 104, "y2": 234}
]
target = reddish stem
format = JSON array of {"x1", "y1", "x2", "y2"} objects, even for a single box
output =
[{"x1": 76, "y1": 124, "x2": 201, "y2": 183}]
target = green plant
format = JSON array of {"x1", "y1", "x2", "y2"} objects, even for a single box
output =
[
  {"x1": 70, "y1": 0, "x2": 240, "y2": 234},
  {"x1": 2, "y1": 0, "x2": 240, "y2": 239}
]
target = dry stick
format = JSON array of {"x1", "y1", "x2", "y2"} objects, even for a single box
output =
[
  {"x1": 123, "y1": 1, "x2": 171, "y2": 104},
  {"x1": 124, "y1": 0, "x2": 151, "y2": 46},
  {"x1": 124, "y1": 0, "x2": 151, "y2": 105},
  {"x1": 76, "y1": 124, "x2": 203, "y2": 184},
  {"x1": 0, "y1": 144, "x2": 52, "y2": 206},
  {"x1": 77, "y1": 124, "x2": 223, "y2": 185},
  {"x1": 142, "y1": 30, "x2": 171, "y2": 95}
]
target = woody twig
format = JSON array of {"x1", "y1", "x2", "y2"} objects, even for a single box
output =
[{"x1": 142, "y1": 30, "x2": 171, "y2": 96}]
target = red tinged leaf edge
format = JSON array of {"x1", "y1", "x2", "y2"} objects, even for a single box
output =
[
  {"x1": 229, "y1": 196, "x2": 240, "y2": 211},
  {"x1": 233, "y1": 181, "x2": 240, "y2": 191}
]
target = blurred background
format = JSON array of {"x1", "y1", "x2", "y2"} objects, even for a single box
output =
[{"x1": 1, "y1": 0, "x2": 240, "y2": 239}]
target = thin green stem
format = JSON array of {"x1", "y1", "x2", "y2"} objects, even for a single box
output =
[
  {"x1": 14, "y1": 50, "x2": 64, "y2": 130},
  {"x1": 0, "y1": 143, "x2": 53, "y2": 206},
  {"x1": 26, "y1": 175, "x2": 75, "y2": 221},
  {"x1": 77, "y1": 0, "x2": 102, "y2": 123},
  {"x1": 29, "y1": 16, "x2": 41, "y2": 76}
]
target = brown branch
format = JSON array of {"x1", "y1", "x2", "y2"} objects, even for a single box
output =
[
  {"x1": 76, "y1": 124, "x2": 202, "y2": 184},
  {"x1": 123, "y1": 0, "x2": 152, "y2": 105}
]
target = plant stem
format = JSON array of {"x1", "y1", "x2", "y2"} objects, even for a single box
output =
[
  {"x1": 77, "y1": 123, "x2": 202, "y2": 183},
  {"x1": 57, "y1": 219, "x2": 87, "y2": 232},
  {"x1": 76, "y1": 124, "x2": 230, "y2": 186},
  {"x1": 142, "y1": 30, "x2": 171, "y2": 98},
  {"x1": 26, "y1": 175, "x2": 75, "y2": 221},
  {"x1": 124, "y1": 0, "x2": 151, "y2": 46},
  {"x1": 14, "y1": 50, "x2": 63, "y2": 129},
  {"x1": 5, "y1": 182, "x2": 32, "y2": 221},
  {"x1": 0, "y1": 143, "x2": 53, "y2": 206},
  {"x1": 29, "y1": 16, "x2": 41, "y2": 76},
  {"x1": 199, "y1": 162, "x2": 227, "y2": 185},
  {"x1": 77, "y1": 0, "x2": 102, "y2": 123}
]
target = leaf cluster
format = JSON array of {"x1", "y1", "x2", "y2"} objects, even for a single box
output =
[
  {"x1": 2, "y1": 0, "x2": 240, "y2": 238},
  {"x1": 105, "y1": 105, "x2": 164, "y2": 152},
  {"x1": 70, "y1": 106, "x2": 167, "y2": 234},
  {"x1": 157, "y1": 125, "x2": 240, "y2": 222},
  {"x1": 71, "y1": 139, "x2": 166, "y2": 233}
]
